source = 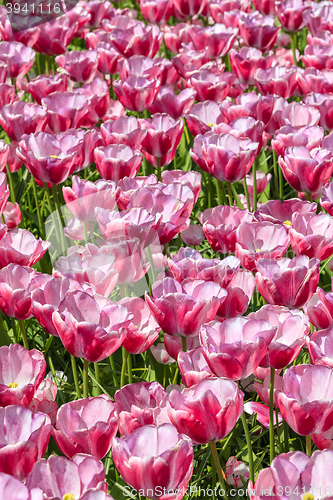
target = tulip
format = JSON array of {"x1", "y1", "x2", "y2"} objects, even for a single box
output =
[
  {"x1": 17, "y1": 131, "x2": 82, "y2": 184},
  {"x1": 0, "y1": 41, "x2": 35, "y2": 78},
  {"x1": 178, "y1": 347, "x2": 214, "y2": 387},
  {"x1": 42, "y1": 92, "x2": 89, "y2": 133},
  {"x1": 185, "y1": 100, "x2": 221, "y2": 136},
  {"x1": 110, "y1": 24, "x2": 162, "y2": 58},
  {"x1": 55, "y1": 50, "x2": 98, "y2": 83},
  {"x1": 244, "y1": 401, "x2": 282, "y2": 429},
  {"x1": 63, "y1": 176, "x2": 117, "y2": 223},
  {"x1": 278, "y1": 364, "x2": 333, "y2": 435},
  {"x1": 32, "y1": 16, "x2": 78, "y2": 55},
  {"x1": 95, "y1": 42, "x2": 120, "y2": 75},
  {"x1": 84, "y1": 0, "x2": 111, "y2": 28},
  {"x1": 278, "y1": 102, "x2": 321, "y2": 129},
  {"x1": 252, "y1": 0, "x2": 276, "y2": 16},
  {"x1": 279, "y1": 146, "x2": 333, "y2": 194},
  {"x1": 229, "y1": 47, "x2": 274, "y2": 85},
  {"x1": 203, "y1": 205, "x2": 254, "y2": 254},
  {"x1": 75, "y1": 78, "x2": 111, "y2": 126},
  {"x1": 187, "y1": 24, "x2": 237, "y2": 59},
  {"x1": 94, "y1": 144, "x2": 142, "y2": 182},
  {"x1": 0, "y1": 472, "x2": 43, "y2": 500},
  {"x1": 145, "y1": 277, "x2": 227, "y2": 337},
  {"x1": 255, "y1": 256, "x2": 320, "y2": 309},
  {"x1": 168, "y1": 377, "x2": 243, "y2": 444},
  {"x1": 0, "y1": 101, "x2": 48, "y2": 142},
  {"x1": 0, "y1": 405, "x2": 51, "y2": 480},
  {"x1": 112, "y1": 424, "x2": 194, "y2": 500},
  {"x1": 239, "y1": 14, "x2": 279, "y2": 52},
  {"x1": 307, "y1": 288, "x2": 333, "y2": 330},
  {"x1": 0, "y1": 264, "x2": 49, "y2": 320},
  {"x1": 235, "y1": 221, "x2": 290, "y2": 272},
  {"x1": 253, "y1": 373, "x2": 283, "y2": 407},
  {"x1": 26, "y1": 453, "x2": 108, "y2": 499},
  {"x1": 52, "y1": 290, "x2": 132, "y2": 362},
  {"x1": 189, "y1": 69, "x2": 234, "y2": 104},
  {"x1": 140, "y1": 0, "x2": 173, "y2": 24},
  {"x1": 0, "y1": 343, "x2": 46, "y2": 407},
  {"x1": 150, "y1": 343, "x2": 175, "y2": 364},
  {"x1": 113, "y1": 75, "x2": 160, "y2": 113},
  {"x1": 289, "y1": 212, "x2": 333, "y2": 261},
  {"x1": 200, "y1": 317, "x2": 276, "y2": 380},
  {"x1": 173, "y1": 0, "x2": 207, "y2": 18},
  {"x1": 162, "y1": 170, "x2": 201, "y2": 203},
  {"x1": 306, "y1": 327, "x2": 333, "y2": 369},
  {"x1": 272, "y1": 125, "x2": 324, "y2": 157},
  {"x1": 254, "y1": 198, "x2": 317, "y2": 225},
  {"x1": 216, "y1": 269, "x2": 256, "y2": 319},
  {"x1": 276, "y1": 0, "x2": 310, "y2": 32},
  {"x1": 225, "y1": 457, "x2": 250, "y2": 488},
  {"x1": 26, "y1": 73, "x2": 69, "y2": 104},
  {"x1": 164, "y1": 333, "x2": 200, "y2": 361},
  {"x1": 0, "y1": 228, "x2": 50, "y2": 268},
  {"x1": 53, "y1": 394, "x2": 117, "y2": 460},
  {"x1": 100, "y1": 116, "x2": 147, "y2": 149},
  {"x1": 250, "y1": 305, "x2": 309, "y2": 369},
  {"x1": 116, "y1": 174, "x2": 158, "y2": 210},
  {"x1": 2, "y1": 202, "x2": 21, "y2": 229},
  {"x1": 180, "y1": 225, "x2": 205, "y2": 246},
  {"x1": 0, "y1": 141, "x2": 9, "y2": 174},
  {"x1": 255, "y1": 66, "x2": 298, "y2": 99},
  {"x1": 149, "y1": 87, "x2": 196, "y2": 120},
  {"x1": 249, "y1": 450, "x2": 333, "y2": 500},
  {"x1": 28, "y1": 378, "x2": 58, "y2": 426}
]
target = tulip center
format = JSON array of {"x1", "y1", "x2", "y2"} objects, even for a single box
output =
[
  {"x1": 8, "y1": 382, "x2": 18, "y2": 388},
  {"x1": 50, "y1": 155, "x2": 59, "y2": 159},
  {"x1": 302, "y1": 494, "x2": 314, "y2": 500},
  {"x1": 63, "y1": 494, "x2": 75, "y2": 500},
  {"x1": 284, "y1": 220, "x2": 292, "y2": 226},
  {"x1": 255, "y1": 249, "x2": 261, "y2": 252},
  {"x1": 207, "y1": 123, "x2": 213, "y2": 127}
]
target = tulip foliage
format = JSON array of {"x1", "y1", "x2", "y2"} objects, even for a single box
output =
[{"x1": 3, "y1": 0, "x2": 333, "y2": 499}]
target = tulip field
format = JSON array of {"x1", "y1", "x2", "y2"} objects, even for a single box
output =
[{"x1": 2, "y1": 0, "x2": 333, "y2": 498}]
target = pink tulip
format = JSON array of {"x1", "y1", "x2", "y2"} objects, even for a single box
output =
[
  {"x1": 256, "y1": 256, "x2": 320, "y2": 309},
  {"x1": 2, "y1": 202, "x2": 21, "y2": 229},
  {"x1": 53, "y1": 394, "x2": 117, "y2": 460},
  {"x1": 32, "y1": 17, "x2": 78, "y2": 55},
  {"x1": 289, "y1": 212, "x2": 333, "y2": 261},
  {"x1": 307, "y1": 288, "x2": 333, "y2": 330},
  {"x1": 216, "y1": 269, "x2": 256, "y2": 319},
  {"x1": 0, "y1": 41, "x2": 35, "y2": 78},
  {"x1": 42, "y1": 92, "x2": 89, "y2": 133},
  {"x1": 255, "y1": 66, "x2": 298, "y2": 99},
  {"x1": 178, "y1": 347, "x2": 214, "y2": 387},
  {"x1": 306, "y1": 327, "x2": 333, "y2": 369},
  {"x1": 74, "y1": 78, "x2": 111, "y2": 126},
  {"x1": 200, "y1": 317, "x2": 276, "y2": 380},
  {"x1": 0, "y1": 343, "x2": 46, "y2": 407},
  {"x1": 109, "y1": 24, "x2": 162, "y2": 58},
  {"x1": 278, "y1": 364, "x2": 333, "y2": 435},
  {"x1": 116, "y1": 174, "x2": 158, "y2": 210},
  {"x1": 0, "y1": 101, "x2": 48, "y2": 142},
  {"x1": 112, "y1": 424, "x2": 194, "y2": 499},
  {"x1": 250, "y1": 305, "x2": 309, "y2": 369},
  {"x1": 164, "y1": 333, "x2": 200, "y2": 361},
  {"x1": 100, "y1": 116, "x2": 147, "y2": 149},
  {"x1": 239, "y1": 14, "x2": 279, "y2": 52},
  {"x1": 180, "y1": 225, "x2": 205, "y2": 246},
  {"x1": 203, "y1": 205, "x2": 254, "y2": 254},
  {"x1": 225, "y1": 457, "x2": 250, "y2": 488},
  {"x1": 26, "y1": 73, "x2": 69, "y2": 105},
  {"x1": 321, "y1": 180, "x2": 333, "y2": 215},
  {"x1": 113, "y1": 75, "x2": 160, "y2": 113},
  {"x1": 252, "y1": 0, "x2": 276, "y2": 16},
  {"x1": 187, "y1": 24, "x2": 237, "y2": 59},
  {"x1": 52, "y1": 290, "x2": 132, "y2": 362},
  {"x1": 189, "y1": 69, "x2": 234, "y2": 104},
  {"x1": 0, "y1": 405, "x2": 51, "y2": 480},
  {"x1": 149, "y1": 87, "x2": 196, "y2": 120},
  {"x1": 229, "y1": 47, "x2": 275, "y2": 85},
  {"x1": 276, "y1": 0, "x2": 310, "y2": 32},
  {"x1": 26, "y1": 454, "x2": 108, "y2": 499},
  {"x1": 272, "y1": 125, "x2": 324, "y2": 157},
  {"x1": 254, "y1": 198, "x2": 317, "y2": 225},
  {"x1": 63, "y1": 176, "x2": 117, "y2": 223},
  {"x1": 145, "y1": 277, "x2": 227, "y2": 337},
  {"x1": 0, "y1": 472, "x2": 43, "y2": 500},
  {"x1": 150, "y1": 343, "x2": 175, "y2": 364},
  {"x1": 0, "y1": 141, "x2": 9, "y2": 173},
  {"x1": 95, "y1": 41, "x2": 120, "y2": 75},
  {"x1": 94, "y1": 144, "x2": 142, "y2": 182},
  {"x1": 140, "y1": 0, "x2": 173, "y2": 24},
  {"x1": 253, "y1": 373, "x2": 283, "y2": 407},
  {"x1": 17, "y1": 131, "x2": 82, "y2": 184},
  {"x1": 55, "y1": 50, "x2": 98, "y2": 83},
  {"x1": 114, "y1": 381, "x2": 171, "y2": 436},
  {"x1": 173, "y1": 0, "x2": 207, "y2": 18},
  {"x1": 0, "y1": 228, "x2": 50, "y2": 268},
  {"x1": 162, "y1": 170, "x2": 201, "y2": 203},
  {"x1": 279, "y1": 146, "x2": 333, "y2": 194},
  {"x1": 28, "y1": 378, "x2": 58, "y2": 426},
  {"x1": 0, "y1": 264, "x2": 49, "y2": 320},
  {"x1": 249, "y1": 450, "x2": 333, "y2": 500},
  {"x1": 185, "y1": 100, "x2": 221, "y2": 136},
  {"x1": 168, "y1": 377, "x2": 243, "y2": 444},
  {"x1": 235, "y1": 221, "x2": 290, "y2": 272}
]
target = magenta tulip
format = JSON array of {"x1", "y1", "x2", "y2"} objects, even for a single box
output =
[
  {"x1": 55, "y1": 50, "x2": 99, "y2": 83},
  {"x1": 289, "y1": 212, "x2": 333, "y2": 261},
  {"x1": 178, "y1": 347, "x2": 214, "y2": 387},
  {"x1": 94, "y1": 144, "x2": 142, "y2": 182}
]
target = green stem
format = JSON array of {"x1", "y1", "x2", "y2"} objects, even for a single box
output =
[
  {"x1": 306, "y1": 435, "x2": 312, "y2": 457},
  {"x1": 109, "y1": 354, "x2": 118, "y2": 388},
  {"x1": 83, "y1": 359, "x2": 89, "y2": 398},
  {"x1": 32, "y1": 176, "x2": 45, "y2": 239},
  {"x1": 52, "y1": 184, "x2": 66, "y2": 253},
  {"x1": 290, "y1": 32, "x2": 298, "y2": 66},
  {"x1": 279, "y1": 165, "x2": 284, "y2": 202},
  {"x1": 269, "y1": 367, "x2": 275, "y2": 464},
  {"x1": 241, "y1": 412, "x2": 254, "y2": 483},
  {"x1": 6, "y1": 165, "x2": 15, "y2": 203},
  {"x1": 208, "y1": 174, "x2": 212, "y2": 209},
  {"x1": 215, "y1": 177, "x2": 222, "y2": 206},
  {"x1": 120, "y1": 348, "x2": 129, "y2": 387},
  {"x1": 182, "y1": 336, "x2": 187, "y2": 352},
  {"x1": 146, "y1": 245, "x2": 156, "y2": 284},
  {"x1": 157, "y1": 157, "x2": 162, "y2": 182},
  {"x1": 18, "y1": 320, "x2": 29, "y2": 350},
  {"x1": 252, "y1": 158, "x2": 258, "y2": 212},
  {"x1": 220, "y1": 182, "x2": 227, "y2": 206},
  {"x1": 94, "y1": 362, "x2": 101, "y2": 395},
  {"x1": 45, "y1": 56, "x2": 49, "y2": 76},
  {"x1": 273, "y1": 149, "x2": 279, "y2": 200},
  {"x1": 209, "y1": 441, "x2": 227, "y2": 500},
  {"x1": 71, "y1": 354, "x2": 82, "y2": 399},
  {"x1": 231, "y1": 184, "x2": 244, "y2": 209},
  {"x1": 227, "y1": 182, "x2": 233, "y2": 206},
  {"x1": 284, "y1": 420, "x2": 289, "y2": 453},
  {"x1": 243, "y1": 177, "x2": 251, "y2": 211},
  {"x1": 43, "y1": 183, "x2": 61, "y2": 246},
  {"x1": 127, "y1": 352, "x2": 132, "y2": 384}
]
